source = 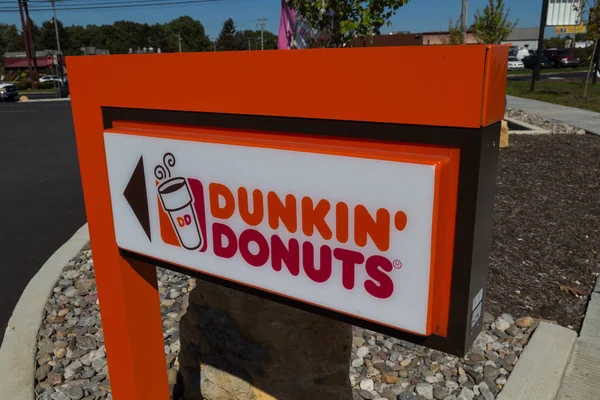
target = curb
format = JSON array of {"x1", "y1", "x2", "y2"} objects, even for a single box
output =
[
  {"x1": 0, "y1": 224, "x2": 89, "y2": 400},
  {"x1": 504, "y1": 116, "x2": 552, "y2": 135},
  {"x1": 496, "y1": 322, "x2": 577, "y2": 400},
  {"x1": 555, "y1": 274, "x2": 600, "y2": 399},
  {"x1": 19, "y1": 98, "x2": 71, "y2": 103}
]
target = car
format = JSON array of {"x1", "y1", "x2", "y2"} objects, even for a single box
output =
[
  {"x1": 507, "y1": 56, "x2": 525, "y2": 71},
  {"x1": 521, "y1": 54, "x2": 552, "y2": 69},
  {"x1": 543, "y1": 48, "x2": 580, "y2": 68},
  {"x1": 0, "y1": 82, "x2": 19, "y2": 101},
  {"x1": 39, "y1": 75, "x2": 59, "y2": 83}
]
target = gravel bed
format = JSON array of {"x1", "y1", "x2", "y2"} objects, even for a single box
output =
[
  {"x1": 34, "y1": 248, "x2": 537, "y2": 400},
  {"x1": 506, "y1": 108, "x2": 587, "y2": 134},
  {"x1": 33, "y1": 121, "x2": 600, "y2": 399}
]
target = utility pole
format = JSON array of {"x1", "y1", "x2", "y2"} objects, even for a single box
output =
[
  {"x1": 23, "y1": 0, "x2": 39, "y2": 84},
  {"x1": 256, "y1": 17, "x2": 267, "y2": 50},
  {"x1": 461, "y1": 0, "x2": 468, "y2": 44},
  {"x1": 248, "y1": 39, "x2": 251, "y2": 50},
  {"x1": 17, "y1": 0, "x2": 35, "y2": 89},
  {"x1": 175, "y1": 33, "x2": 182, "y2": 52},
  {"x1": 531, "y1": 0, "x2": 550, "y2": 91},
  {"x1": 50, "y1": 0, "x2": 63, "y2": 81}
]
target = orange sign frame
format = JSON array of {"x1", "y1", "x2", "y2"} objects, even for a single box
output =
[{"x1": 69, "y1": 45, "x2": 508, "y2": 399}]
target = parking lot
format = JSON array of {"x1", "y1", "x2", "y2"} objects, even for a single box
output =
[{"x1": 0, "y1": 100, "x2": 86, "y2": 346}]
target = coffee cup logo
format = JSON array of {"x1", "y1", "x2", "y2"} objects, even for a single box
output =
[{"x1": 155, "y1": 153, "x2": 203, "y2": 250}]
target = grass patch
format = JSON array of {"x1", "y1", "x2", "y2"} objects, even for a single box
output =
[
  {"x1": 507, "y1": 66, "x2": 589, "y2": 75},
  {"x1": 507, "y1": 79, "x2": 600, "y2": 113}
]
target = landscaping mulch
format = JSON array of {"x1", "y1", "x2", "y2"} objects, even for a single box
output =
[{"x1": 487, "y1": 134, "x2": 600, "y2": 330}]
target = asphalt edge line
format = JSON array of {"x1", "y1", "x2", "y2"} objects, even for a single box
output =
[
  {"x1": 0, "y1": 223, "x2": 89, "y2": 400},
  {"x1": 496, "y1": 321, "x2": 577, "y2": 400}
]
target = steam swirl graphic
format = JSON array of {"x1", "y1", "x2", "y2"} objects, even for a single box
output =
[{"x1": 154, "y1": 152, "x2": 176, "y2": 181}]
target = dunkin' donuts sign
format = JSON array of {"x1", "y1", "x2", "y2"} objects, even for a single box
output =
[{"x1": 105, "y1": 127, "x2": 453, "y2": 336}]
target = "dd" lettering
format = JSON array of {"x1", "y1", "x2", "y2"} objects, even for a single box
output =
[{"x1": 177, "y1": 214, "x2": 192, "y2": 227}]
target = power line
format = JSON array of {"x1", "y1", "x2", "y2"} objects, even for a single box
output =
[{"x1": 0, "y1": 0, "x2": 220, "y2": 12}]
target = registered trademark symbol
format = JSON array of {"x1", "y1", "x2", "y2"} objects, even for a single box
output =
[{"x1": 393, "y1": 260, "x2": 402, "y2": 269}]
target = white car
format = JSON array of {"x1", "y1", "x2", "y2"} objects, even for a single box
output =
[
  {"x1": 39, "y1": 75, "x2": 61, "y2": 83},
  {"x1": 508, "y1": 56, "x2": 525, "y2": 71}
]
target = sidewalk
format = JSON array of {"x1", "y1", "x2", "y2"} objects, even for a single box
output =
[
  {"x1": 507, "y1": 95, "x2": 600, "y2": 136},
  {"x1": 555, "y1": 277, "x2": 600, "y2": 400}
]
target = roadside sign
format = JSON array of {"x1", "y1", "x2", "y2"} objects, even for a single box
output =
[
  {"x1": 68, "y1": 46, "x2": 508, "y2": 399},
  {"x1": 556, "y1": 25, "x2": 586, "y2": 34},
  {"x1": 47, "y1": 55, "x2": 53, "y2": 66},
  {"x1": 53, "y1": 54, "x2": 58, "y2": 65},
  {"x1": 547, "y1": 0, "x2": 582, "y2": 26}
]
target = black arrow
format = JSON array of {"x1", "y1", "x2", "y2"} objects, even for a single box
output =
[{"x1": 123, "y1": 155, "x2": 151, "y2": 242}]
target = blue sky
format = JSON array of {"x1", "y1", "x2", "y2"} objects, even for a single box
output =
[{"x1": 0, "y1": 0, "x2": 545, "y2": 40}]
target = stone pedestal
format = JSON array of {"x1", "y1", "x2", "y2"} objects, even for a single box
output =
[
  {"x1": 177, "y1": 279, "x2": 353, "y2": 400},
  {"x1": 500, "y1": 120, "x2": 509, "y2": 149}
]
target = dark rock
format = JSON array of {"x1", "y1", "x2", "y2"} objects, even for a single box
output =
[
  {"x1": 504, "y1": 353, "x2": 517, "y2": 366},
  {"x1": 375, "y1": 362, "x2": 395, "y2": 374},
  {"x1": 35, "y1": 364, "x2": 52, "y2": 381},
  {"x1": 433, "y1": 386, "x2": 448, "y2": 400},
  {"x1": 66, "y1": 385, "x2": 84, "y2": 400},
  {"x1": 465, "y1": 367, "x2": 483, "y2": 384},
  {"x1": 483, "y1": 365, "x2": 499, "y2": 381},
  {"x1": 358, "y1": 389, "x2": 375, "y2": 399}
]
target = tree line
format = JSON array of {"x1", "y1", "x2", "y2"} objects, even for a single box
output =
[{"x1": 0, "y1": 16, "x2": 277, "y2": 67}]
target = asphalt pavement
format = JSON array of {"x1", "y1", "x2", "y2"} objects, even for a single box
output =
[
  {"x1": 508, "y1": 70, "x2": 589, "y2": 82},
  {"x1": 0, "y1": 100, "x2": 86, "y2": 346}
]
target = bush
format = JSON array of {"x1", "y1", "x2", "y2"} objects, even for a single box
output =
[
  {"x1": 13, "y1": 80, "x2": 58, "y2": 90},
  {"x1": 37, "y1": 82, "x2": 57, "y2": 90}
]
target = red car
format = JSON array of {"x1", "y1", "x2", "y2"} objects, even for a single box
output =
[{"x1": 543, "y1": 48, "x2": 580, "y2": 68}]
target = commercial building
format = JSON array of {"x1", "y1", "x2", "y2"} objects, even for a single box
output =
[{"x1": 501, "y1": 27, "x2": 540, "y2": 51}]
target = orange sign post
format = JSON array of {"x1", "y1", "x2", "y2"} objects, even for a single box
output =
[{"x1": 69, "y1": 45, "x2": 508, "y2": 399}]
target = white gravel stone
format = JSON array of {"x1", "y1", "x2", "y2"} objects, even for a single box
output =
[
  {"x1": 360, "y1": 378, "x2": 374, "y2": 391},
  {"x1": 415, "y1": 383, "x2": 434, "y2": 400},
  {"x1": 357, "y1": 346, "x2": 370, "y2": 358}
]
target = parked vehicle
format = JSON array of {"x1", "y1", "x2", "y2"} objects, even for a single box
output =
[
  {"x1": 543, "y1": 49, "x2": 580, "y2": 68},
  {"x1": 39, "y1": 75, "x2": 59, "y2": 83},
  {"x1": 522, "y1": 55, "x2": 553, "y2": 69},
  {"x1": 507, "y1": 56, "x2": 525, "y2": 71},
  {"x1": 0, "y1": 82, "x2": 19, "y2": 101}
]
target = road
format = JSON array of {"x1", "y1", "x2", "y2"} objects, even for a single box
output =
[
  {"x1": 508, "y1": 70, "x2": 589, "y2": 82},
  {"x1": 0, "y1": 100, "x2": 86, "y2": 346}
]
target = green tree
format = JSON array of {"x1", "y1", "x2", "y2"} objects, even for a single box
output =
[
  {"x1": 216, "y1": 18, "x2": 238, "y2": 50},
  {"x1": 447, "y1": 17, "x2": 464, "y2": 45},
  {"x1": 286, "y1": 0, "x2": 412, "y2": 47},
  {"x1": 38, "y1": 20, "x2": 70, "y2": 52},
  {"x1": 166, "y1": 16, "x2": 212, "y2": 52},
  {"x1": 64, "y1": 25, "x2": 88, "y2": 55},
  {"x1": 234, "y1": 29, "x2": 278, "y2": 50},
  {"x1": 0, "y1": 24, "x2": 23, "y2": 72},
  {"x1": 586, "y1": 1, "x2": 600, "y2": 40},
  {"x1": 471, "y1": 0, "x2": 518, "y2": 44}
]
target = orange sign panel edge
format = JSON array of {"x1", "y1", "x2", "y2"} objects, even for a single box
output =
[
  {"x1": 67, "y1": 45, "x2": 507, "y2": 130},
  {"x1": 107, "y1": 122, "x2": 459, "y2": 338}
]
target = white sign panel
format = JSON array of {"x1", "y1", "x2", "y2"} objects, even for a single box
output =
[
  {"x1": 104, "y1": 131, "x2": 438, "y2": 335},
  {"x1": 547, "y1": 0, "x2": 582, "y2": 26}
]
